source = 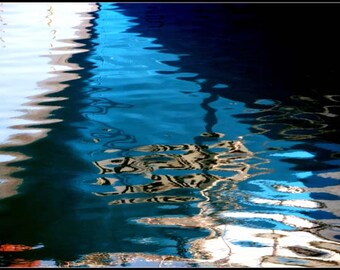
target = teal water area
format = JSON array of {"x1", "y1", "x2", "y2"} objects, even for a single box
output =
[{"x1": 0, "y1": 3, "x2": 339, "y2": 267}]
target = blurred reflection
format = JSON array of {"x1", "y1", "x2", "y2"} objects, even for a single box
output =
[
  {"x1": 65, "y1": 3, "x2": 338, "y2": 267},
  {"x1": 0, "y1": 3, "x2": 339, "y2": 268},
  {"x1": 0, "y1": 3, "x2": 97, "y2": 199},
  {"x1": 78, "y1": 3, "x2": 340, "y2": 267}
]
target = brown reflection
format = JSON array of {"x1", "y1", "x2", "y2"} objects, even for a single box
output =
[
  {"x1": 93, "y1": 133, "x2": 269, "y2": 205},
  {"x1": 0, "y1": 3, "x2": 98, "y2": 199}
]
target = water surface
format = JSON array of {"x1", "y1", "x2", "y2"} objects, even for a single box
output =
[{"x1": 0, "y1": 3, "x2": 339, "y2": 267}]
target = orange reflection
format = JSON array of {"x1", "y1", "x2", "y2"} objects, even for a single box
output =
[
  {"x1": 8, "y1": 259, "x2": 41, "y2": 268},
  {"x1": 0, "y1": 243, "x2": 32, "y2": 252}
]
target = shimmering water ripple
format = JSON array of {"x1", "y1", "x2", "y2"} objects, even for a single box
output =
[
  {"x1": 0, "y1": 3, "x2": 96, "y2": 199},
  {"x1": 0, "y1": 2, "x2": 339, "y2": 268}
]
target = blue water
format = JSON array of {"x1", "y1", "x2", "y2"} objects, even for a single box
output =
[{"x1": 0, "y1": 3, "x2": 339, "y2": 267}]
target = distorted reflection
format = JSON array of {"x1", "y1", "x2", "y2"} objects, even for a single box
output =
[
  {"x1": 0, "y1": 2, "x2": 339, "y2": 268},
  {"x1": 0, "y1": 3, "x2": 97, "y2": 199},
  {"x1": 66, "y1": 3, "x2": 339, "y2": 267},
  {"x1": 243, "y1": 94, "x2": 340, "y2": 141},
  {"x1": 92, "y1": 132, "x2": 267, "y2": 205}
]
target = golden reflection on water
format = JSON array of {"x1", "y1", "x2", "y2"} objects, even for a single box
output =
[{"x1": 0, "y1": 3, "x2": 98, "y2": 199}]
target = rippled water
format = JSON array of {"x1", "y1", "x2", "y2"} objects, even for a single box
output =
[{"x1": 0, "y1": 3, "x2": 339, "y2": 267}]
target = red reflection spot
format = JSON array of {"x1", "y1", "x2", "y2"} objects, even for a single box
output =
[
  {"x1": 0, "y1": 244, "x2": 41, "y2": 267},
  {"x1": 0, "y1": 244, "x2": 32, "y2": 252},
  {"x1": 8, "y1": 258, "x2": 41, "y2": 268}
]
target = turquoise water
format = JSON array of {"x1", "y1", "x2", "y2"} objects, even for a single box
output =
[{"x1": 0, "y1": 3, "x2": 339, "y2": 267}]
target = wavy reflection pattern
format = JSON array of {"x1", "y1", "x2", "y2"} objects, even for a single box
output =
[
  {"x1": 72, "y1": 3, "x2": 340, "y2": 268},
  {"x1": 0, "y1": 2, "x2": 339, "y2": 268},
  {"x1": 0, "y1": 2, "x2": 98, "y2": 267},
  {"x1": 92, "y1": 133, "x2": 268, "y2": 206},
  {"x1": 0, "y1": 3, "x2": 97, "y2": 199},
  {"x1": 241, "y1": 95, "x2": 340, "y2": 141}
]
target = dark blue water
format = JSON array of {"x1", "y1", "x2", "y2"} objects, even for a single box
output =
[{"x1": 0, "y1": 3, "x2": 339, "y2": 267}]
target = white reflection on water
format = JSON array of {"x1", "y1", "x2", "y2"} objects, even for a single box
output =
[
  {"x1": 197, "y1": 223, "x2": 340, "y2": 267},
  {"x1": 0, "y1": 3, "x2": 97, "y2": 198}
]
